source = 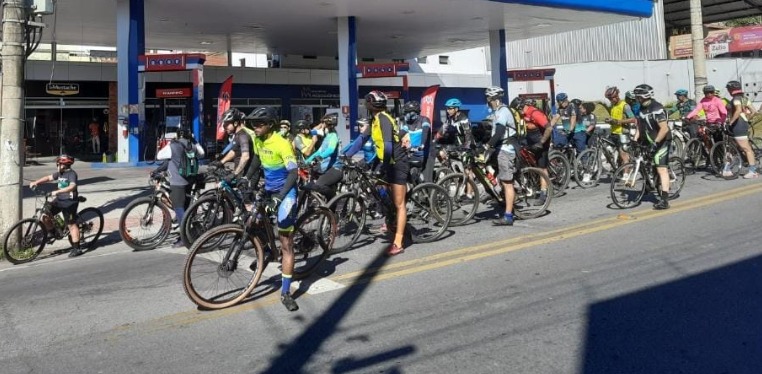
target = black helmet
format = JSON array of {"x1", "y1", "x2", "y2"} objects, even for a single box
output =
[
  {"x1": 321, "y1": 112, "x2": 339, "y2": 127},
  {"x1": 726, "y1": 80, "x2": 742, "y2": 91},
  {"x1": 703, "y1": 85, "x2": 716, "y2": 94},
  {"x1": 633, "y1": 84, "x2": 654, "y2": 99},
  {"x1": 176, "y1": 127, "x2": 192, "y2": 140},
  {"x1": 221, "y1": 108, "x2": 246, "y2": 124},
  {"x1": 365, "y1": 90, "x2": 388, "y2": 109},
  {"x1": 522, "y1": 98, "x2": 537, "y2": 108},
  {"x1": 402, "y1": 101, "x2": 421, "y2": 114},
  {"x1": 509, "y1": 97, "x2": 523, "y2": 110},
  {"x1": 246, "y1": 107, "x2": 279, "y2": 127},
  {"x1": 295, "y1": 119, "x2": 311, "y2": 131},
  {"x1": 571, "y1": 98, "x2": 582, "y2": 107}
]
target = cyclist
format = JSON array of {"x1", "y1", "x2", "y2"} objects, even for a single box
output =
[
  {"x1": 278, "y1": 120, "x2": 292, "y2": 140},
  {"x1": 685, "y1": 85, "x2": 727, "y2": 126},
  {"x1": 633, "y1": 84, "x2": 672, "y2": 210},
  {"x1": 154, "y1": 127, "x2": 206, "y2": 247},
  {"x1": 360, "y1": 90, "x2": 409, "y2": 256},
  {"x1": 726, "y1": 80, "x2": 759, "y2": 179},
  {"x1": 577, "y1": 102, "x2": 597, "y2": 152},
  {"x1": 484, "y1": 86, "x2": 519, "y2": 226},
  {"x1": 605, "y1": 86, "x2": 635, "y2": 166},
  {"x1": 29, "y1": 154, "x2": 83, "y2": 257},
  {"x1": 304, "y1": 113, "x2": 341, "y2": 195},
  {"x1": 625, "y1": 91, "x2": 640, "y2": 116},
  {"x1": 293, "y1": 119, "x2": 317, "y2": 161},
  {"x1": 670, "y1": 89, "x2": 696, "y2": 118},
  {"x1": 439, "y1": 97, "x2": 474, "y2": 149},
  {"x1": 400, "y1": 100, "x2": 434, "y2": 182},
  {"x1": 549, "y1": 93, "x2": 579, "y2": 150},
  {"x1": 522, "y1": 98, "x2": 552, "y2": 203},
  {"x1": 246, "y1": 107, "x2": 301, "y2": 311}
]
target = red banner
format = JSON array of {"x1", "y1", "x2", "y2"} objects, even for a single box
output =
[
  {"x1": 216, "y1": 75, "x2": 233, "y2": 141},
  {"x1": 156, "y1": 88, "x2": 191, "y2": 98},
  {"x1": 670, "y1": 25, "x2": 762, "y2": 58},
  {"x1": 143, "y1": 54, "x2": 186, "y2": 72},
  {"x1": 420, "y1": 85, "x2": 439, "y2": 123}
]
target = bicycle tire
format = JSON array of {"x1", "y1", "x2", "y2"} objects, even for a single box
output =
[
  {"x1": 119, "y1": 197, "x2": 172, "y2": 251},
  {"x1": 180, "y1": 194, "x2": 234, "y2": 249},
  {"x1": 575, "y1": 148, "x2": 601, "y2": 189},
  {"x1": 685, "y1": 138, "x2": 705, "y2": 170},
  {"x1": 292, "y1": 206, "x2": 337, "y2": 280},
  {"x1": 436, "y1": 172, "x2": 479, "y2": 226},
  {"x1": 183, "y1": 224, "x2": 265, "y2": 309},
  {"x1": 406, "y1": 182, "x2": 452, "y2": 244},
  {"x1": 326, "y1": 192, "x2": 367, "y2": 252},
  {"x1": 610, "y1": 162, "x2": 646, "y2": 209},
  {"x1": 666, "y1": 157, "x2": 686, "y2": 199},
  {"x1": 547, "y1": 151, "x2": 571, "y2": 196},
  {"x1": 2, "y1": 218, "x2": 48, "y2": 264},
  {"x1": 513, "y1": 167, "x2": 552, "y2": 220},
  {"x1": 70, "y1": 208, "x2": 103, "y2": 250},
  {"x1": 710, "y1": 140, "x2": 742, "y2": 179},
  {"x1": 670, "y1": 135, "x2": 685, "y2": 161}
]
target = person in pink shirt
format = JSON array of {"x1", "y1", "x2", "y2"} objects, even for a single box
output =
[{"x1": 685, "y1": 85, "x2": 727, "y2": 125}]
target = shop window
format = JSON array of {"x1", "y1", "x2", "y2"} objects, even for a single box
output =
[{"x1": 439, "y1": 55, "x2": 450, "y2": 65}]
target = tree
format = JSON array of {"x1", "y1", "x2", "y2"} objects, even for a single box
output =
[{"x1": 724, "y1": 16, "x2": 762, "y2": 27}]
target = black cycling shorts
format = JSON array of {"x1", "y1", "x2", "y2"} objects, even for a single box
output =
[
  {"x1": 50, "y1": 199, "x2": 79, "y2": 224},
  {"x1": 385, "y1": 157, "x2": 410, "y2": 186}
]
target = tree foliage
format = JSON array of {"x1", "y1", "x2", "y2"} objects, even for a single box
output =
[{"x1": 724, "y1": 16, "x2": 762, "y2": 27}]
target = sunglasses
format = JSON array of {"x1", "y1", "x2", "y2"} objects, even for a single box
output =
[
  {"x1": 252, "y1": 122, "x2": 268, "y2": 128},
  {"x1": 446, "y1": 107, "x2": 458, "y2": 110},
  {"x1": 280, "y1": 126, "x2": 289, "y2": 130}
]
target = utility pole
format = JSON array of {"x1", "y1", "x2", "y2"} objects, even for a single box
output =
[
  {"x1": 690, "y1": 0, "x2": 708, "y2": 98},
  {"x1": 0, "y1": 0, "x2": 28, "y2": 239}
]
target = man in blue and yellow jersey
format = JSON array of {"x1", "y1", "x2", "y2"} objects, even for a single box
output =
[{"x1": 605, "y1": 86, "x2": 636, "y2": 166}]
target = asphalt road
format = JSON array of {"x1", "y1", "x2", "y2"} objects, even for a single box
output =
[{"x1": 1, "y1": 161, "x2": 761, "y2": 374}]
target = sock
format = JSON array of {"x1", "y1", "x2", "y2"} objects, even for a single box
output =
[
  {"x1": 749, "y1": 165, "x2": 757, "y2": 173},
  {"x1": 174, "y1": 207, "x2": 185, "y2": 224},
  {"x1": 504, "y1": 212, "x2": 513, "y2": 220},
  {"x1": 281, "y1": 274, "x2": 293, "y2": 295},
  {"x1": 661, "y1": 191, "x2": 669, "y2": 201},
  {"x1": 72, "y1": 241, "x2": 80, "y2": 249}
]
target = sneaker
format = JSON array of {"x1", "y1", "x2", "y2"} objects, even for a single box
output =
[
  {"x1": 743, "y1": 171, "x2": 759, "y2": 179},
  {"x1": 280, "y1": 293, "x2": 299, "y2": 312},
  {"x1": 386, "y1": 243, "x2": 405, "y2": 256},
  {"x1": 68, "y1": 247, "x2": 83, "y2": 258},
  {"x1": 535, "y1": 192, "x2": 547, "y2": 205},
  {"x1": 721, "y1": 170, "x2": 734, "y2": 178},
  {"x1": 653, "y1": 199, "x2": 670, "y2": 210},
  {"x1": 492, "y1": 215, "x2": 514, "y2": 226},
  {"x1": 458, "y1": 194, "x2": 475, "y2": 203},
  {"x1": 171, "y1": 239, "x2": 183, "y2": 248},
  {"x1": 582, "y1": 173, "x2": 592, "y2": 183}
]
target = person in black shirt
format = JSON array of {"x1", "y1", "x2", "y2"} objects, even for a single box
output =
[
  {"x1": 633, "y1": 84, "x2": 672, "y2": 210},
  {"x1": 216, "y1": 108, "x2": 255, "y2": 180}
]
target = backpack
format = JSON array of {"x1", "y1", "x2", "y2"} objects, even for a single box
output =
[{"x1": 176, "y1": 140, "x2": 199, "y2": 178}]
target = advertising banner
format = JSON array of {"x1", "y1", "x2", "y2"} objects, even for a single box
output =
[
  {"x1": 420, "y1": 85, "x2": 440, "y2": 123},
  {"x1": 216, "y1": 75, "x2": 233, "y2": 141},
  {"x1": 670, "y1": 25, "x2": 762, "y2": 58}
]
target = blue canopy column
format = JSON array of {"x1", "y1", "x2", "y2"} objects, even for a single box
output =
[
  {"x1": 337, "y1": 16, "x2": 358, "y2": 146},
  {"x1": 489, "y1": 29, "x2": 508, "y2": 98},
  {"x1": 116, "y1": 0, "x2": 145, "y2": 163}
]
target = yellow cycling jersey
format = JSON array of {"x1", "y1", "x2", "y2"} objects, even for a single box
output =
[
  {"x1": 609, "y1": 100, "x2": 627, "y2": 135},
  {"x1": 371, "y1": 111, "x2": 401, "y2": 162},
  {"x1": 253, "y1": 132, "x2": 297, "y2": 192}
]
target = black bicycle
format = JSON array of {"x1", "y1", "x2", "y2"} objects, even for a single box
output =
[{"x1": 610, "y1": 142, "x2": 686, "y2": 209}]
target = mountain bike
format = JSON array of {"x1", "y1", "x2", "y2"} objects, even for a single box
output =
[
  {"x1": 610, "y1": 142, "x2": 686, "y2": 209},
  {"x1": 3, "y1": 187, "x2": 103, "y2": 264},
  {"x1": 575, "y1": 131, "x2": 623, "y2": 188}
]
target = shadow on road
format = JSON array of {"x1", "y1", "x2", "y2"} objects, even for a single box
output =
[{"x1": 581, "y1": 254, "x2": 762, "y2": 374}]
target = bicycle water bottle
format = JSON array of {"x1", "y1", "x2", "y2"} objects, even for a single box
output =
[{"x1": 486, "y1": 165, "x2": 498, "y2": 186}]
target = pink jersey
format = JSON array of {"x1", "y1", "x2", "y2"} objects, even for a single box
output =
[{"x1": 687, "y1": 96, "x2": 727, "y2": 124}]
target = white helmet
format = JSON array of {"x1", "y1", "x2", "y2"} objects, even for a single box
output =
[{"x1": 485, "y1": 86, "x2": 505, "y2": 100}]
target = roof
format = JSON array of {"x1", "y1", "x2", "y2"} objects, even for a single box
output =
[
  {"x1": 664, "y1": 0, "x2": 762, "y2": 27},
  {"x1": 42, "y1": 0, "x2": 653, "y2": 59}
]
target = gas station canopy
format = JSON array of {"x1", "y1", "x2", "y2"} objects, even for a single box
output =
[{"x1": 46, "y1": 0, "x2": 653, "y2": 59}]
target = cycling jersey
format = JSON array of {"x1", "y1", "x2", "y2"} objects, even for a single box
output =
[
  {"x1": 293, "y1": 133, "x2": 314, "y2": 160},
  {"x1": 487, "y1": 104, "x2": 517, "y2": 153},
  {"x1": 305, "y1": 132, "x2": 340, "y2": 173},
  {"x1": 401, "y1": 115, "x2": 432, "y2": 158},
  {"x1": 253, "y1": 132, "x2": 298, "y2": 192},
  {"x1": 609, "y1": 100, "x2": 635, "y2": 135},
  {"x1": 687, "y1": 96, "x2": 727, "y2": 124},
  {"x1": 370, "y1": 111, "x2": 405, "y2": 165},
  {"x1": 230, "y1": 130, "x2": 255, "y2": 178},
  {"x1": 638, "y1": 100, "x2": 672, "y2": 145},
  {"x1": 578, "y1": 113, "x2": 597, "y2": 133},
  {"x1": 52, "y1": 170, "x2": 78, "y2": 201},
  {"x1": 440, "y1": 111, "x2": 473, "y2": 147},
  {"x1": 523, "y1": 106, "x2": 549, "y2": 129},
  {"x1": 728, "y1": 93, "x2": 753, "y2": 123},
  {"x1": 671, "y1": 99, "x2": 696, "y2": 118},
  {"x1": 557, "y1": 103, "x2": 579, "y2": 131}
]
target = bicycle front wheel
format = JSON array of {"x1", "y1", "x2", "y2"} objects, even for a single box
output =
[
  {"x1": 436, "y1": 172, "x2": 479, "y2": 226},
  {"x1": 71, "y1": 208, "x2": 103, "y2": 250},
  {"x1": 292, "y1": 206, "x2": 337, "y2": 280},
  {"x1": 513, "y1": 167, "x2": 552, "y2": 220},
  {"x1": 610, "y1": 162, "x2": 646, "y2": 209},
  {"x1": 710, "y1": 140, "x2": 742, "y2": 179},
  {"x1": 547, "y1": 151, "x2": 571, "y2": 197},
  {"x1": 326, "y1": 192, "x2": 367, "y2": 252},
  {"x1": 666, "y1": 157, "x2": 686, "y2": 199},
  {"x1": 180, "y1": 194, "x2": 233, "y2": 249},
  {"x1": 684, "y1": 138, "x2": 705, "y2": 171},
  {"x1": 407, "y1": 182, "x2": 452, "y2": 243},
  {"x1": 575, "y1": 148, "x2": 601, "y2": 189},
  {"x1": 2, "y1": 218, "x2": 48, "y2": 264},
  {"x1": 183, "y1": 224, "x2": 264, "y2": 309},
  {"x1": 119, "y1": 197, "x2": 172, "y2": 251}
]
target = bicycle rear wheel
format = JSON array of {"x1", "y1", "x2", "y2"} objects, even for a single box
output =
[
  {"x1": 119, "y1": 197, "x2": 172, "y2": 251},
  {"x1": 575, "y1": 148, "x2": 601, "y2": 189},
  {"x1": 2, "y1": 219, "x2": 48, "y2": 264},
  {"x1": 547, "y1": 151, "x2": 570, "y2": 197},
  {"x1": 710, "y1": 140, "x2": 742, "y2": 179},
  {"x1": 292, "y1": 206, "x2": 337, "y2": 280},
  {"x1": 666, "y1": 157, "x2": 686, "y2": 199},
  {"x1": 513, "y1": 167, "x2": 552, "y2": 220},
  {"x1": 326, "y1": 192, "x2": 367, "y2": 252},
  {"x1": 436, "y1": 172, "x2": 479, "y2": 226},
  {"x1": 610, "y1": 163, "x2": 646, "y2": 209},
  {"x1": 684, "y1": 138, "x2": 705, "y2": 171},
  {"x1": 71, "y1": 208, "x2": 103, "y2": 249},
  {"x1": 183, "y1": 224, "x2": 264, "y2": 309},
  {"x1": 406, "y1": 183, "x2": 452, "y2": 243},
  {"x1": 180, "y1": 194, "x2": 233, "y2": 249}
]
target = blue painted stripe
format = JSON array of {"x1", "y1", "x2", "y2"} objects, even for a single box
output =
[
  {"x1": 488, "y1": 0, "x2": 652, "y2": 18},
  {"x1": 499, "y1": 29, "x2": 508, "y2": 97},
  {"x1": 347, "y1": 16, "x2": 358, "y2": 140}
]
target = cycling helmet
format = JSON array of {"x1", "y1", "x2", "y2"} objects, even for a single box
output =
[
  {"x1": 522, "y1": 98, "x2": 537, "y2": 108},
  {"x1": 445, "y1": 98, "x2": 462, "y2": 108},
  {"x1": 485, "y1": 86, "x2": 505, "y2": 100},
  {"x1": 702, "y1": 84, "x2": 716, "y2": 94},
  {"x1": 221, "y1": 108, "x2": 246, "y2": 124},
  {"x1": 321, "y1": 112, "x2": 339, "y2": 127},
  {"x1": 604, "y1": 86, "x2": 620, "y2": 99},
  {"x1": 625, "y1": 91, "x2": 635, "y2": 100},
  {"x1": 246, "y1": 107, "x2": 279, "y2": 126},
  {"x1": 571, "y1": 98, "x2": 582, "y2": 107},
  {"x1": 56, "y1": 154, "x2": 75, "y2": 166},
  {"x1": 509, "y1": 97, "x2": 523, "y2": 110},
  {"x1": 176, "y1": 127, "x2": 192, "y2": 140},
  {"x1": 633, "y1": 84, "x2": 654, "y2": 99},
  {"x1": 295, "y1": 119, "x2": 311, "y2": 131},
  {"x1": 402, "y1": 100, "x2": 421, "y2": 114},
  {"x1": 556, "y1": 93, "x2": 569, "y2": 102},
  {"x1": 365, "y1": 90, "x2": 388, "y2": 109},
  {"x1": 356, "y1": 117, "x2": 370, "y2": 127},
  {"x1": 726, "y1": 80, "x2": 742, "y2": 91},
  {"x1": 279, "y1": 120, "x2": 291, "y2": 128},
  {"x1": 674, "y1": 89, "x2": 689, "y2": 97}
]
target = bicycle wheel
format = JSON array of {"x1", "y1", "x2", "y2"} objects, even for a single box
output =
[
  {"x1": 666, "y1": 157, "x2": 686, "y2": 199},
  {"x1": 180, "y1": 194, "x2": 233, "y2": 249},
  {"x1": 670, "y1": 135, "x2": 685, "y2": 161},
  {"x1": 119, "y1": 197, "x2": 172, "y2": 251},
  {"x1": 433, "y1": 167, "x2": 453, "y2": 183},
  {"x1": 610, "y1": 162, "x2": 646, "y2": 209},
  {"x1": 547, "y1": 151, "x2": 571, "y2": 197},
  {"x1": 710, "y1": 140, "x2": 742, "y2": 179},
  {"x1": 575, "y1": 148, "x2": 601, "y2": 189},
  {"x1": 71, "y1": 208, "x2": 103, "y2": 249},
  {"x1": 685, "y1": 138, "x2": 705, "y2": 171},
  {"x1": 513, "y1": 167, "x2": 552, "y2": 220},
  {"x1": 2, "y1": 219, "x2": 48, "y2": 264},
  {"x1": 292, "y1": 206, "x2": 337, "y2": 280},
  {"x1": 436, "y1": 172, "x2": 479, "y2": 226},
  {"x1": 183, "y1": 224, "x2": 264, "y2": 309},
  {"x1": 297, "y1": 190, "x2": 326, "y2": 218},
  {"x1": 407, "y1": 182, "x2": 452, "y2": 243},
  {"x1": 326, "y1": 192, "x2": 367, "y2": 252}
]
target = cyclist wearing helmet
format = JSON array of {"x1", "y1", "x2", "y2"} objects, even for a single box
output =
[
  {"x1": 400, "y1": 100, "x2": 434, "y2": 182},
  {"x1": 522, "y1": 98, "x2": 552, "y2": 203},
  {"x1": 305, "y1": 112, "x2": 341, "y2": 175},
  {"x1": 246, "y1": 107, "x2": 301, "y2": 311},
  {"x1": 361, "y1": 90, "x2": 409, "y2": 256},
  {"x1": 549, "y1": 92, "x2": 580, "y2": 150},
  {"x1": 293, "y1": 119, "x2": 317, "y2": 161},
  {"x1": 625, "y1": 91, "x2": 640, "y2": 116},
  {"x1": 686, "y1": 85, "x2": 727, "y2": 126},
  {"x1": 670, "y1": 89, "x2": 696, "y2": 119},
  {"x1": 633, "y1": 84, "x2": 672, "y2": 210},
  {"x1": 604, "y1": 86, "x2": 636, "y2": 165},
  {"x1": 440, "y1": 97, "x2": 474, "y2": 148},
  {"x1": 279, "y1": 120, "x2": 292, "y2": 140},
  {"x1": 726, "y1": 80, "x2": 759, "y2": 178},
  {"x1": 29, "y1": 155, "x2": 83, "y2": 257},
  {"x1": 216, "y1": 108, "x2": 256, "y2": 180},
  {"x1": 484, "y1": 85, "x2": 519, "y2": 226}
]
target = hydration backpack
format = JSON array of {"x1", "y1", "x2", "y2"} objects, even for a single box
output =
[{"x1": 176, "y1": 140, "x2": 199, "y2": 178}]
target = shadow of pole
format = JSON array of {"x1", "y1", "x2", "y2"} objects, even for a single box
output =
[{"x1": 260, "y1": 250, "x2": 394, "y2": 374}]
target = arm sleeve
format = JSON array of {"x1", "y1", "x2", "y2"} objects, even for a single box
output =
[
  {"x1": 686, "y1": 102, "x2": 703, "y2": 119},
  {"x1": 194, "y1": 142, "x2": 206, "y2": 158},
  {"x1": 487, "y1": 124, "x2": 506, "y2": 148},
  {"x1": 157, "y1": 143, "x2": 172, "y2": 160},
  {"x1": 246, "y1": 153, "x2": 261, "y2": 181},
  {"x1": 381, "y1": 116, "x2": 395, "y2": 166},
  {"x1": 624, "y1": 104, "x2": 635, "y2": 119},
  {"x1": 155, "y1": 160, "x2": 169, "y2": 173},
  {"x1": 342, "y1": 136, "x2": 365, "y2": 157},
  {"x1": 277, "y1": 169, "x2": 298, "y2": 200}
]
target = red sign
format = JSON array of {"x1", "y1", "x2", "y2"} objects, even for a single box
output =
[
  {"x1": 156, "y1": 88, "x2": 192, "y2": 98},
  {"x1": 670, "y1": 25, "x2": 762, "y2": 58},
  {"x1": 420, "y1": 85, "x2": 439, "y2": 123},
  {"x1": 143, "y1": 54, "x2": 186, "y2": 72},
  {"x1": 508, "y1": 69, "x2": 556, "y2": 82},
  {"x1": 216, "y1": 75, "x2": 234, "y2": 141},
  {"x1": 383, "y1": 91, "x2": 401, "y2": 99}
]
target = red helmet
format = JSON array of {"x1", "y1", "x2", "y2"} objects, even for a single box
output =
[
  {"x1": 364, "y1": 90, "x2": 388, "y2": 109},
  {"x1": 56, "y1": 154, "x2": 75, "y2": 166},
  {"x1": 605, "y1": 86, "x2": 619, "y2": 99}
]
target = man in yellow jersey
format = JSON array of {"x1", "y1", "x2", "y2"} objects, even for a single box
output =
[{"x1": 604, "y1": 86, "x2": 636, "y2": 166}]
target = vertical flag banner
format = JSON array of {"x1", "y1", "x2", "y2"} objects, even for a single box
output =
[
  {"x1": 420, "y1": 85, "x2": 440, "y2": 122},
  {"x1": 216, "y1": 75, "x2": 233, "y2": 141}
]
